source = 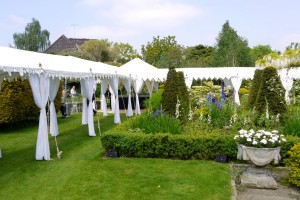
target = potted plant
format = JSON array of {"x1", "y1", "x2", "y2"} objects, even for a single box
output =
[{"x1": 234, "y1": 129, "x2": 286, "y2": 166}]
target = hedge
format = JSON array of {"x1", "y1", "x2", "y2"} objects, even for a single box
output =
[{"x1": 101, "y1": 131, "x2": 300, "y2": 163}]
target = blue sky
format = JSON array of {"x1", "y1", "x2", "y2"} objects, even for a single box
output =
[{"x1": 1, "y1": 0, "x2": 300, "y2": 52}]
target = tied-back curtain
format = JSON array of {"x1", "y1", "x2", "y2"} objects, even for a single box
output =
[
  {"x1": 122, "y1": 78, "x2": 133, "y2": 117},
  {"x1": 49, "y1": 77, "x2": 60, "y2": 136},
  {"x1": 80, "y1": 79, "x2": 88, "y2": 124},
  {"x1": 184, "y1": 76, "x2": 193, "y2": 88},
  {"x1": 132, "y1": 78, "x2": 144, "y2": 115},
  {"x1": 230, "y1": 76, "x2": 242, "y2": 106},
  {"x1": 109, "y1": 77, "x2": 121, "y2": 124},
  {"x1": 145, "y1": 80, "x2": 154, "y2": 97},
  {"x1": 29, "y1": 74, "x2": 50, "y2": 160},
  {"x1": 83, "y1": 78, "x2": 96, "y2": 136},
  {"x1": 279, "y1": 69, "x2": 294, "y2": 105},
  {"x1": 100, "y1": 79, "x2": 108, "y2": 116},
  {"x1": 109, "y1": 85, "x2": 115, "y2": 113}
]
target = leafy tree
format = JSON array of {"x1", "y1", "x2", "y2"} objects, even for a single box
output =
[
  {"x1": 248, "y1": 69, "x2": 263, "y2": 108},
  {"x1": 80, "y1": 39, "x2": 112, "y2": 62},
  {"x1": 249, "y1": 45, "x2": 273, "y2": 65},
  {"x1": 211, "y1": 21, "x2": 252, "y2": 67},
  {"x1": 183, "y1": 44, "x2": 214, "y2": 67},
  {"x1": 141, "y1": 35, "x2": 184, "y2": 68},
  {"x1": 111, "y1": 42, "x2": 140, "y2": 64},
  {"x1": 13, "y1": 18, "x2": 50, "y2": 52}
]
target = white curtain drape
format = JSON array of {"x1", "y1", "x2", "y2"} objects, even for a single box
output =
[
  {"x1": 49, "y1": 77, "x2": 60, "y2": 137},
  {"x1": 100, "y1": 79, "x2": 108, "y2": 116},
  {"x1": 230, "y1": 76, "x2": 242, "y2": 106},
  {"x1": 82, "y1": 78, "x2": 96, "y2": 136},
  {"x1": 122, "y1": 78, "x2": 133, "y2": 117},
  {"x1": 109, "y1": 77, "x2": 121, "y2": 124},
  {"x1": 109, "y1": 85, "x2": 115, "y2": 113},
  {"x1": 185, "y1": 76, "x2": 194, "y2": 88},
  {"x1": 80, "y1": 79, "x2": 88, "y2": 124},
  {"x1": 279, "y1": 70, "x2": 294, "y2": 105},
  {"x1": 132, "y1": 78, "x2": 144, "y2": 115},
  {"x1": 145, "y1": 80, "x2": 154, "y2": 97},
  {"x1": 29, "y1": 74, "x2": 50, "y2": 160}
]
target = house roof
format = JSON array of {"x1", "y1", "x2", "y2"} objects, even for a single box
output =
[{"x1": 44, "y1": 35, "x2": 90, "y2": 53}]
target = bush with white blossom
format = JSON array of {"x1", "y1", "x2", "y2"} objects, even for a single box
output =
[{"x1": 234, "y1": 129, "x2": 286, "y2": 148}]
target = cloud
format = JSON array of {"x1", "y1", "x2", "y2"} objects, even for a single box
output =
[
  {"x1": 80, "y1": 0, "x2": 107, "y2": 6},
  {"x1": 112, "y1": 0, "x2": 201, "y2": 29},
  {"x1": 9, "y1": 15, "x2": 27, "y2": 25},
  {"x1": 64, "y1": 25, "x2": 138, "y2": 40}
]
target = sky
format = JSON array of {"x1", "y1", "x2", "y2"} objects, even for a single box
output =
[{"x1": 1, "y1": 0, "x2": 300, "y2": 53}]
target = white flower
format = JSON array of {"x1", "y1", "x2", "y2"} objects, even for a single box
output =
[
  {"x1": 239, "y1": 129, "x2": 247, "y2": 134},
  {"x1": 234, "y1": 135, "x2": 239, "y2": 140},
  {"x1": 247, "y1": 137, "x2": 252, "y2": 142},
  {"x1": 260, "y1": 139, "x2": 267, "y2": 144},
  {"x1": 252, "y1": 140, "x2": 258, "y2": 145}
]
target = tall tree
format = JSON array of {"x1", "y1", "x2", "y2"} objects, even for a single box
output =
[
  {"x1": 80, "y1": 39, "x2": 112, "y2": 62},
  {"x1": 249, "y1": 45, "x2": 273, "y2": 65},
  {"x1": 141, "y1": 35, "x2": 184, "y2": 68},
  {"x1": 13, "y1": 18, "x2": 50, "y2": 52},
  {"x1": 183, "y1": 44, "x2": 214, "y2": 67},
  {"x1": 211, "y1": 21, "x2": 252, "y2": 67},
  {"x1": 111, "y1": 42, "x2": 140, "y2": 64}
]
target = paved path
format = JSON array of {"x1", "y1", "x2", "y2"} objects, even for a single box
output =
[{"x1": 231, "y1": 164, "x2": 300, "y2": 200}]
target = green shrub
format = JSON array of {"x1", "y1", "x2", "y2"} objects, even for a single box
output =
[
  {"x1": 124, "y1": 112, "x2": 181, "y2": 134},
  {"x1": 0, "y1": 79, "x2": 39, "y2": 126},
  {"x1": 248, "y1": 69, "x2": 263, "y2": 108},
  {"x1": 101, "y1": 130, "x2": 300, "y2": 162},
  {"x1": 143, "y1": 89, "x2": 163, "y2": 113},
  {"x1": 161, "y1": 68, "x2": 178, "y2": 116},
  {"x1": 161, "y1": 68, "x2": 189, "y2": 123},
  {"x1": 254, "y1": 67, "x2": 287, "y2": 119},
  {"x1": 101, "y1": 131, "x2": 237, "y2": 160},
  {"x1": 284, "y1": 142, "x2": 300, "y2": 187},
  {"x1": 281, "y1": 106, "x2": 300, "y2": 137}
]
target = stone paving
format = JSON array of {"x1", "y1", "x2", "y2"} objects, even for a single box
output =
[{"x1": 231, "y1": 164, "x2": 300, "y2": 200}]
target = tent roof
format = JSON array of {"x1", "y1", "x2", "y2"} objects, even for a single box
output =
[
  {"x1": 158, "y1": 67, "x2": 256, "y2": 80},
  {"x1": 0, "y1": 46, "x2": 123, "y2": 81},
  {"x1": 118, "y1": 58, "x2": 165, "y2": 81}
]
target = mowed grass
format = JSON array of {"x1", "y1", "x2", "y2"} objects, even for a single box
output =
[{"x1": 0, "y1": 113, "x2": 232, "y2": 200}]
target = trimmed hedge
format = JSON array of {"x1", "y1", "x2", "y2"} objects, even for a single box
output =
[
  {"x1": 101, "y1": 131, "x2": 300, "y2": 162},
  {"x1": 101, "y1": 131, "x2": 237, "y2": 160}
]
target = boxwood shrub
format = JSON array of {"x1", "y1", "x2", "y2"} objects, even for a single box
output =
[{"x1": 101, "y1": 131, "x2": 300, "y2": 162}]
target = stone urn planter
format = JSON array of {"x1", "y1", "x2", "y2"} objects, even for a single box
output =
[
  {"x1": 237, "y1": 144, "x2": 281, "y2": 166},
  {"x1": 237, "y1": 144, "x2": 281, "y2": 189}
]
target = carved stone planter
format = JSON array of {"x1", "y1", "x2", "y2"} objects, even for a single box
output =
[{"x1": 237, "y1": 144, "x2": 281, "y2": 189}]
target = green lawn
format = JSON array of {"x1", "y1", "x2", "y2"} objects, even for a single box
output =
[{"x1": 0, "y1": 113, "x2": 232, "y2": 200}]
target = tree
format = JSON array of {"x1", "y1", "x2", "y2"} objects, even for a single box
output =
[
  {"x1": 183, "y1": 44, "x2": 214, "y2": 67},
  {"x1": 111, "y1": 42, "x2": 140, "y2": 64},
  {"x1": 80, "y1": 39, "x2": 112, "y2": 62},
  {"x1": 211, "y1": 21, "x2": 252, "y2": 67},
  {"x1": 13, "y1": 18, "x2": 50, "y2": 52},
  {"x1": 249, "y1": 45, "x2": 273, "y2": 65},
  {"x1": 141, "y1": 35, "x2": 184, "y2": 68}
]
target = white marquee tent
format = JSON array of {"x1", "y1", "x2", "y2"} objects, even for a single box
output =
[{"x1": 1, "y1": 46, "x2": 297, "y2": 160}]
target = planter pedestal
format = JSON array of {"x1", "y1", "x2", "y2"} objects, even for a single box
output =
[
  {"x1": 237, "y1": 144, "x2": 281, "y2": 189},
  {"x1": 241, "y1": 166, "x2": 277, "y2": 189}
]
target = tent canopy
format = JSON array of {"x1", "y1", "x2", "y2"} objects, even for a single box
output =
[{"x1": 118, "y1": 58, "x2": 165, "y2": 81}]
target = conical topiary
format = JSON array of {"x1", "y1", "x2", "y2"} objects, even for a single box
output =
[
  {"x1": 161, "y1": 67, "x2": 178, "y2": 116},
  {"x1": 248, "y1": 69, "x2": 263, "y2": 108},
  {"x1": 254, "y1": 67, "x2": 287, "y2": 118}
]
